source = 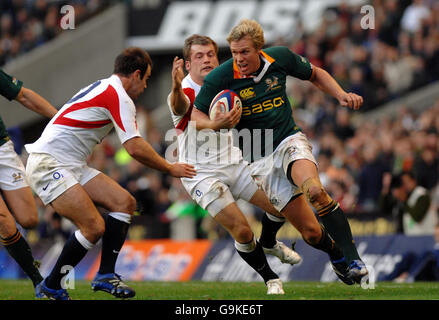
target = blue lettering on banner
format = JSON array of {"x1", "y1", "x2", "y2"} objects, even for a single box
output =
[{"x1": 192, "y1": 235, "x2": 436, "y2": 282}]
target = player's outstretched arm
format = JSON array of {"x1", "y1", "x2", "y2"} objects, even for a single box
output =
[
  {"x1": 15, "y1": 87, "x2": 58, "y2": 118},
  {"x1": 310, "y1": 66, "x2": 363, "y2": 110},
  {"x1": 169, "y1": 57, "x2": 190, "y2": 116},
  {"x1": 123, "y1": 136, "x2": 196, "y2": 178}
]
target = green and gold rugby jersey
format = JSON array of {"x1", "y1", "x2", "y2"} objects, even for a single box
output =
[
  {"x1": 0, "y1": 69, "x2": 23, "y2": 145},
  {"x1": 194, "y1": 46, "x2": 314, "y2": 162}
]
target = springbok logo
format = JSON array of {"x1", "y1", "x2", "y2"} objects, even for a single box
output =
[{"x1": 265, "y1": 76, "x2": 280, "y2": 92}]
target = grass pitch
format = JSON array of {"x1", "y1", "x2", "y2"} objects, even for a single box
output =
[{"x1": 0, "y1": 279, "x2": 438, "y2": 300}]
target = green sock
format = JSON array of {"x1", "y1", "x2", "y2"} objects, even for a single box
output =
[
  {"x1": 319, "y1": 205, "x2": 360, "y2": 264},
  {"x1": 1, "y1": 229, "x2": 43, "y2": 287}
]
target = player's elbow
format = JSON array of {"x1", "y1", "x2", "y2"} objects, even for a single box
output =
[
  {"x1": 14, "y1": 87, "x2": 28, "y2": 105},
  {"x1": 123, "y1": 137, "x2": 143, "y2": 159},
  {"x1": 172, "y1": 104, "x2": 188, "y2": 116}
]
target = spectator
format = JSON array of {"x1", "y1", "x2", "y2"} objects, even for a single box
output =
[
  {"x1": 357, "y1": 141, "x2": 390, "y2": 211},
  {"x1": 388, "y1": 171, "x2": 438, "y2": 235},
  {"x1": 400, "y1": 0, "x2": 431, "y2": 34}
]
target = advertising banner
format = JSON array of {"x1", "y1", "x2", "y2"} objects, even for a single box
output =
[
  {"x1": 0, "y1": 235, "x2": 434, "y2": 283},
  {"x1": 127, "y1": 0, "x2": 368, "y2": 52},
  {"x1": 192, "y1": 235, "x2": 436, "y2": 282},
  {"x1": 85, "y1": 240, "x2": 212, "y2": 281}
]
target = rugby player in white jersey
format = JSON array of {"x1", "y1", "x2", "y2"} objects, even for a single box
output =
[
  {"x1": 25, "y1": 48, "x2": 196, "y2": 300},
  {"x1": 168, "y1": 35, "x2": 302, "y2": 294}
]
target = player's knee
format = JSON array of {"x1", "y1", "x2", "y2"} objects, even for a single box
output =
[
  {"x1": 84, "y1": 218, "x2": 105, "y2": 243},
  {"x1": 232, "y1": 224, "x2": 253, "y2": 244},
  {"x1": 113, "y1": 192, "x2": 136, "y2": 214},
  {"x1": 301, "y1": 178, "x2": 334, "y2": 214},
  {"x1": 124, "y1": 193, "x2": 137, "y2": 214}
]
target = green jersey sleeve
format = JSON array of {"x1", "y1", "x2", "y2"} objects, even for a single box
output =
[
  {"x1": 267, "y1": 46, "x2": 313, "y2": 80},
  {"x1": 0, "y1": 69, "x2": 23, "y2": 101}
]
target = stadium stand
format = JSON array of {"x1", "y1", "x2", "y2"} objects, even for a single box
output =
[{"x1": 0, "y1": 0, "x2": 111, "y2": 66}]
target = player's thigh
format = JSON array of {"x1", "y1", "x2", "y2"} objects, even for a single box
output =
[
  {"x1": 82, "y1": 172, "x2": 136, "y2": 214},
  {"x1": 248, "y1": 189, "x2": 279, "y2": 216},
  {"x1": 0, "y1": 196, "x2": 19, "y2": 238},
  {"x1": 289, "y1": 158, "x2": 320, "y2": 187},
  {"x1": 2, "y1": 186, "x2": 38, "y2": 228},
  {"x1": 213, "y1": 201, "x2": 253, "y2": 243},
  {"x1": 281, "y1": 194, "x2": 321, "y2": 243},
  {"x1": 50, "y1": 184, "x2": 104, "y2": 242}
]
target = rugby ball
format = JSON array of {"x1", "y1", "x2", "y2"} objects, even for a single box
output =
[{"x1": 209, "y1": 89, "x2": 242, "y2": 120}]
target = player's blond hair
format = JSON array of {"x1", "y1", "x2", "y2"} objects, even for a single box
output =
[{"x1": 226, "y1": 19, "x2": 265, "y2": 50}]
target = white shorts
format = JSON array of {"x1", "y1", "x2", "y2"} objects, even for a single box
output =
[
  {"x1": 249, "y1": 131, "x2": 317, "y2": 212},
  {"x1": 181, "y1": 162, "x2": 258, "y2": 217},
  {"x1": 0, "y1": 140, "x2": 29, "y2": 190},
  {"x1": 25, "y1": 152, "x2": 100, "y2": 205}
]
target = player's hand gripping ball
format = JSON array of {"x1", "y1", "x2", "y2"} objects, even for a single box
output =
[{"x1": 209, "y1": 89, "x2": 242, "y2": 122}]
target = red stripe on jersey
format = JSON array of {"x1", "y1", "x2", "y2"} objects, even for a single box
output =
[
  {"x1": 176, "y1": 87, "x2": 195, "y2": 133},
  {"x1": 53, "y1": 85, "x2": 125, "y2": 131}
]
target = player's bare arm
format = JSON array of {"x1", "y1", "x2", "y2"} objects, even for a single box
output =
[
  {"x1": 15, "y1": 87, "x2": 58, "y2": 118},
  {"x1": 192, "y1": 105, "x2": 241, "y2": 131},
  {"x1": 170, "y1": 57, "x2": 190, "y2": 116},
  {"x1": 310, "y1": 66, "x2": 363, "y2": 110},
  {"x1": 123, "y1": 136, "x2": 196, "y2": 178}
]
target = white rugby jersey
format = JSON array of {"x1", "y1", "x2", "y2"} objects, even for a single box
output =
[
  {"x1": 167, "y1": 74, "x2": 240, "y2": 166},
  {"x1": 25, "y1": 75, "x2": 141, "y2": 165}
]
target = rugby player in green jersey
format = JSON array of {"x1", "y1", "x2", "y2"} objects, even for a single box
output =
[
  {"x1": 0, "y1": 68, "x2": 58, "y2": 297},
  {"x1": 192, "y1": 19, "x2": 368, "y2": 284}
]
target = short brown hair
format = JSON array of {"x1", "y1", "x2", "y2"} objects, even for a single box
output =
[
  {"x1": 114, "y1": 47, "x2": 152, "y2": 78},
  {"x1": 183, "y1": 34, "x2": 218, "y2": 61},
  {"x1": 226, "y1": 19, "x2": 265, "y2": 50}
]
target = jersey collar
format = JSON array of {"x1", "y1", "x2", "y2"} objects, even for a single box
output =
[{"x1": 233, "y1": 50, "x2": 275, "y2": 83}]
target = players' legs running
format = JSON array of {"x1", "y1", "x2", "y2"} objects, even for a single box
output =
[
  {"x1": 209, "y1": 191, "x2": 284, "y2": 294},
  {"x1": 289, "y1": 159, "x2": 367, "y2": 282},
  {"x1": 83, "y1": 173, "x2": 136, "y2": 298},
  {"x1": 280, "y1": 195, "x2": 354, "y2": 284},
  {"x1": 43, "y1": 184, "x2": 104, "y2": 298},
  {"x1": 0, "y1": 194, "x2": 43, "y2": 289},
  {"x1": 247, "y1": 189, "x2": 301, "y2": 265}
]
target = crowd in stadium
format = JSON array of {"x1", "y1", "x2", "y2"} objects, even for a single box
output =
[
  {"x1": 282, "y1": 0, "x2": 439, "y2": 215},
  {"x1": 2, "y1": 0, "x2": 439, "y2": 240},
  {"x1": 0, "y1": 0, "x2": 110, "y2": 66}
]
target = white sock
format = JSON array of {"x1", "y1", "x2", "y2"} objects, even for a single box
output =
[
  {"x1": 109, "y1": 212, "x2": 132, "y2": 224},
  {"x1": 234, "y1": 236, "x2": 257, "y2": 253},
  {"x1": 74, "y1": 230, "x2": 94, "y2": 250}
]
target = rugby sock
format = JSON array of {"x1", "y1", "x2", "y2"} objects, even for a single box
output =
[
  {"x1": 259, "y1": 212, "x2": 285, "y2": 249},
  {"x1": 46, "y1": 230, "x2": 93, "y2": 290},
  {"x1": 235, "y1": 237, "x2": 279, "y2": 283},
  {"x1": 319, "y1": 204, "x2": 360, "y2": 263},
  {"x1": 97, "y1": 212, "x2": 131, "y2": 275},
  {"x1": 1, "y1": 229, "x2": 43, "y2": 287},
  {"x1": 304, "y1": 225, "x2": 344, "y2": 261}
]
